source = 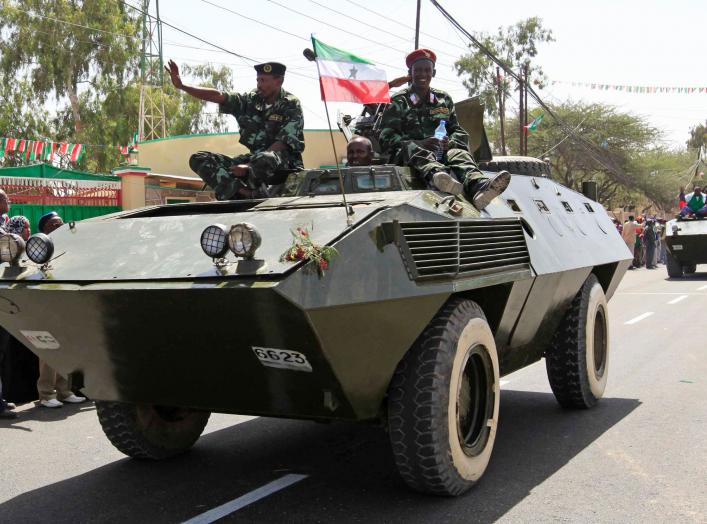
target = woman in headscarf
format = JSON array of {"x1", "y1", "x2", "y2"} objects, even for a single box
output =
[{"x1": 6, "y1": 215, "x2": 30, "y2": 241}]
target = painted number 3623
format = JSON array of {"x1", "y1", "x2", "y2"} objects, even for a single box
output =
[{"x1": 252, "y1": 346, "x2": 312, "y2": 372}]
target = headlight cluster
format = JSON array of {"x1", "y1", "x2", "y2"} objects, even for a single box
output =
[
  {"x1": 25, "y1": 233, "x2": 55, "y2": 265},
  {"x1": 200, "y1": 222, "x2": 261, "y2": 260},
  {"x1": 0, "y1": 233, "x2": 26, "y2": 265}
]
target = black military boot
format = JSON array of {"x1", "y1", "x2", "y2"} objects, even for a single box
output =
[{"x1": 466, "y1": 171, "x2": 511, "y2": 210}]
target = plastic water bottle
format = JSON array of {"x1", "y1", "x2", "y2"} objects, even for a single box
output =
[{"x1": 434, "y1": 120, "x2": 447, "y2": 161}]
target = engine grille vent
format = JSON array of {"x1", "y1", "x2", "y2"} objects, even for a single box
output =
[{"x1": 396, "y1": 219, "x2": 530, "y2": 280}]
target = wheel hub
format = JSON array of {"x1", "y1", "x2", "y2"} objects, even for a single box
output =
[{"x1": 456, "y1": 344, "x2": 494, "y2": 457}]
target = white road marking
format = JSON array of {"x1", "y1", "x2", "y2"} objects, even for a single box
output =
[
  {"x1": 624, "y1": 312, "x2": 654, "y2": 325},
  {"x1": 182, "y1": 474, "x2": 308, "y2": 524},
  {"x1": 698, "y1": 284, "x2": 707, "y2": 291},
  {"x1": 668, "y1": 295, "x2": 688, "y2": 304},
  {"x1": 500, "y1": 380, "x2": 510, "y2": 386}
]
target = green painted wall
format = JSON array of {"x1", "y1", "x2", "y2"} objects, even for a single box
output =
[{"x1": 9, "y1": 204, "x2": 121, "y2": 234}]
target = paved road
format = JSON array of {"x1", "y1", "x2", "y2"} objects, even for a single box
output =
[{"x1": 1, "y1": 266, "x2": 706, "y2": 523}]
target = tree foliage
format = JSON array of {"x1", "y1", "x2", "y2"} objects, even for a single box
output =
[
  {"x1": 686, "y1": 120, "x2": 707, "y2": 150},
  {"x1": 488, "y1": 101, "x2": 690, "y2": 211},
  {"x1": 0, "y1": 1, "x2": 234, "y2": 173},
  {"x1": 455, "y1": 18, "x2": 554, "y2": 118}
]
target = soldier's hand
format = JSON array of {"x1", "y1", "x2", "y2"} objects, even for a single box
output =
[
  {"x1": 230, "y1": 164, "x2": 250, "y2": 178},
  {"x1": 439, "y1": 136, "x2": 450, "y2": 152},
  {"x1": 418, "y1": 137, "x2": 440, "y2": 150},
  {"x1": 165, "y1": 59, "x2": 183, "y2": 89}
]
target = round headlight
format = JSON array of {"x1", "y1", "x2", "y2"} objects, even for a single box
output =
[
  {"x1": 228, "y1": 223, "x2": 261, "y2": 259},
  {"x1": 0, "y1": 233, "x2": 26, "y2": 265},
  {"x1": 25, "y1": 233, "x2": 55, "y2": 264},
  {"x1": 200, "y1": 224, "x2": 229, "y2": 258}
]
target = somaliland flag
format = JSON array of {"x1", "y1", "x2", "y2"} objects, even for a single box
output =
[{"x1": 312, "y1": 37, "x2": 389, "y2": 104}]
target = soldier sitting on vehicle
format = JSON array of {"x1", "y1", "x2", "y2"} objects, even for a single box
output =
[
  {"x1": 165, "y1": 60, "x2": 305, "y2": 200},
  {"x1": 378, "y1": 48, "x2": 510, "y2": 210},
  {"x1": 346, "y1": 136, "x2": 375, "y2": 166},
  {"x1": 677, "y1": 186, "x2": 705, "y2": 219}
]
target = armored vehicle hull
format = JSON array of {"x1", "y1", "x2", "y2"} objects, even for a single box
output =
[
  {"x1": 0, "y1": 166, "x2": 630, "y2": 495},
  {"x1": 665, "y1": 218, "x2": 707, "y2": 277}
]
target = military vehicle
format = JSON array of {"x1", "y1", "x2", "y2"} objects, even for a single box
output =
[
  {"x1": 0, "y1": 99, "x2": 631, "y2": 497},
  {"x1": 664, "y1": 217, "x2": 707, "y2": 277}
]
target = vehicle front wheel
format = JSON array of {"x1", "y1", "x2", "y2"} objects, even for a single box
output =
[
  {"x1": 666, "y1": 251, "x2": 683, "y2": 278},
  {"x1": 387, "y1": 298, "x2": 500, "y2": 496},
  {"x1": 546, "y1": 274, "x2": 609, "y2": 409},
  {"x1": 683, "y1": 263, "x2": 697, "y2": 275},
  {"x1": 96, "y1": 401, "x2": 210, "y2": 460}
]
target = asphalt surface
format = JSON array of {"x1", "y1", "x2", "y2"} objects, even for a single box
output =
[{"x1": 1, "y1": 265, "x2": 706, "y2": 523}]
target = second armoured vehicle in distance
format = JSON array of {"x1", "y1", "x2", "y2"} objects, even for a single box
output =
[
  {"x1": 664, "y1": 217, "x2": 707, "y2": 277},
  {"x1": 0, "y1": 98, "x2": 631, "y2": 497}
]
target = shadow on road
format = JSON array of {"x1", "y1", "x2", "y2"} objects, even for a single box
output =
[{"x1": 0, "y1": 391, "x2": 640, "y2": 524}]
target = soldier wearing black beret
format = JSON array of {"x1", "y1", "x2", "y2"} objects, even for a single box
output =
[{"x1": 165, "y1": 59, "x2": 304, "y2": 200}]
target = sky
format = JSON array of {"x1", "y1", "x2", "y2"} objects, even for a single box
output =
[{"x1": 143, "y1": 0, "x2": 707, "y2": 149}]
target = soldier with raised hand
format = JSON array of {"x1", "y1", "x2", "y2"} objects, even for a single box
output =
[
  {"x1": 379, "y1": 49, "x2": 510, "y2": 210},
  {"x1": 165, "y1": 60, "x2": 305, "y2": 200}
]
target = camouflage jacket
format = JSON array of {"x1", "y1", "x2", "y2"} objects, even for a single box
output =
[
  {"x1": 219, "y1": 88, "x2": 305, "y2": 167},
  {"x1": 378, "y1": 87, "x2": 469, "y2": 158}
]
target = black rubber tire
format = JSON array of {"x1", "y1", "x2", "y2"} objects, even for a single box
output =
[
  {"x1": 666, "y1": 251, "x2": 683, "y2": 278},
  {"x1": 96, "y1": 401, "x2": 210, "y2": 460},
  {"x1": 478, "y1": 155, "x2": 551, "y2": 177},
  {"x1": 683, "y1": 263, "x2": 697, "y2": 275},
  {"x1": 387, "y1": 298, "x2": 500, "y2": 496},
  {"x1": 545, "y1": 274, "x2": 609, "y2": 409}
]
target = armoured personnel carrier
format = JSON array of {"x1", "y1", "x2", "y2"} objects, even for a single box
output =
[
  {"x1": 664, "y1": 217, "x2": 707, "y2": 277},
  {"x1": 0, "y1": 101, "x2": 631, "y2": 496}
]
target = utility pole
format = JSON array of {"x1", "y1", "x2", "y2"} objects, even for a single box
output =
[
  {"x1": 414, "y1": 0, "x2": 421, "y2": 48},
  {"x1": 523, "y1": 64, "x2": 529, "y2": 156},
  {"x1": 518, "y1": 68, "x2": 524, "y2": 155},
  {"x1": 496, "y1": 66, "x2": 506, "y2": 155},
  {"x1": 139, "y1": 0, "x2": 166, "y2": 142}
]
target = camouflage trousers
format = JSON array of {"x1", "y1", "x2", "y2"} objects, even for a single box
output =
[
  {"x1": 396, "y1": 143, "x2": 485, "y2": 191},
  {"x1": 189, "y1": 150, "x2": 297, "y2": 201}
]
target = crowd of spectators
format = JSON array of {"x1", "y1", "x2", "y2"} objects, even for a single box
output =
[
  {"x1": 0, "y1": 190, "x2": 85, "y2": 419},
  {"x1": 620, "y1": 214, "x2": 667, "y2": 270}
]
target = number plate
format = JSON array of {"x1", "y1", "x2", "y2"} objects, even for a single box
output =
[
  {"x1": 252, "y1": 346, "x2": 312, "y2": 372},
  {"x1": 672, "y1": 245, "x2": 683, "y2": 251}
]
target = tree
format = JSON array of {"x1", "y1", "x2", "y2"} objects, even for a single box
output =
[
  {"x1": 686, "y1": 120, "x2": 707, "y2": 150},
  {"x1": 0, "y1": 0, "x2": 140, "y2": 133},
  {"x1": 490, "y1": 101, "x2": 689, "y2": 210},
  {"x1": 455, "y1": 18, "x2": 554, "y2": 119}
]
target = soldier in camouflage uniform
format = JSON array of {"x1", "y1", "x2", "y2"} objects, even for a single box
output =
[
  {"x1": 379, "y1": 49, "x2": 510, "y2": 210},
  {"x1": 165, "y1": 60, "x2": 304, "y2": 200}
]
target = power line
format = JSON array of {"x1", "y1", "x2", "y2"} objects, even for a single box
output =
[
  {"x1": 11, "y1": 7, "x2": 139, "y2": 41},
  {"x1": 306, "y1": 0, "x2": 460, "y2": 64}
]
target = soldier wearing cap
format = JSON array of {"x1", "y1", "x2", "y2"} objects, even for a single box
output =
[
  {"x1": 379, "y1": 49, "x2": 510, "y2": 210},
  {"x1": 165, "y1": 59, "x2": 305, "y2": 200}
]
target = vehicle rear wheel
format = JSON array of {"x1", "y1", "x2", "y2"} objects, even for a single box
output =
[
  {"x1": 387, "y1": 298, "x2": 500, "y2": 496},
  {"x1": 546, "y1": 274, "x2": 609, "y2": 409},
  {"x1": 96, "y1": 401, "x2": 210, "y2": 459},
  {"x1": 683, "y1": 263, "x2": 697, "y2": 275},
  {"x1": 666, "y1": 251, "x2": 683, "y2": 278}
]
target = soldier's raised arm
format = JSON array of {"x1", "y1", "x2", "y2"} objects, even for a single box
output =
[{"x1": 165, "y1": 59, "x2": 226, "y2": 104}]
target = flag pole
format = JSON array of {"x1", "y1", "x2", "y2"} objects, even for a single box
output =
[{"x1": 310, "y1": 37, "x2": 353, "y2": 227}]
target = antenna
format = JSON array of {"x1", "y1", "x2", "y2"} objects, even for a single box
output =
[
  {"x1": 304, "y1": 46, "x2": 354, "y2": 226},
  {"x1": 138, "y1": 0, "x2": 167, "y2": 141}
]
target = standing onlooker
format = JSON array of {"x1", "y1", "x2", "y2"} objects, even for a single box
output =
[
  {"x1": 38, "y1": 211, "x2": 64, "y2": 234},
  {"x1": 644, "y1": 219, "x2": 657, "y2": 269},
  {"x1": 35, "y1": 211, "x2": 85, "y2": 408},
  {"x1": 0, "y1": 329, "x2": 18, "y2": 419},
  {"x1": 622, "y1": 215, "x2": 637, "y2": 269},
  {"x1": 0, "y1": 190, "x2": 11, "y2": 229},
  {"x1": 6, "y1": 215, "x2": 30, "y2": 241}
]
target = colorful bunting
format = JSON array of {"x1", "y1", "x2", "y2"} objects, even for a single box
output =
[{"x1": 551, "y1": 80, "x2": 707, "y2": 94}]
